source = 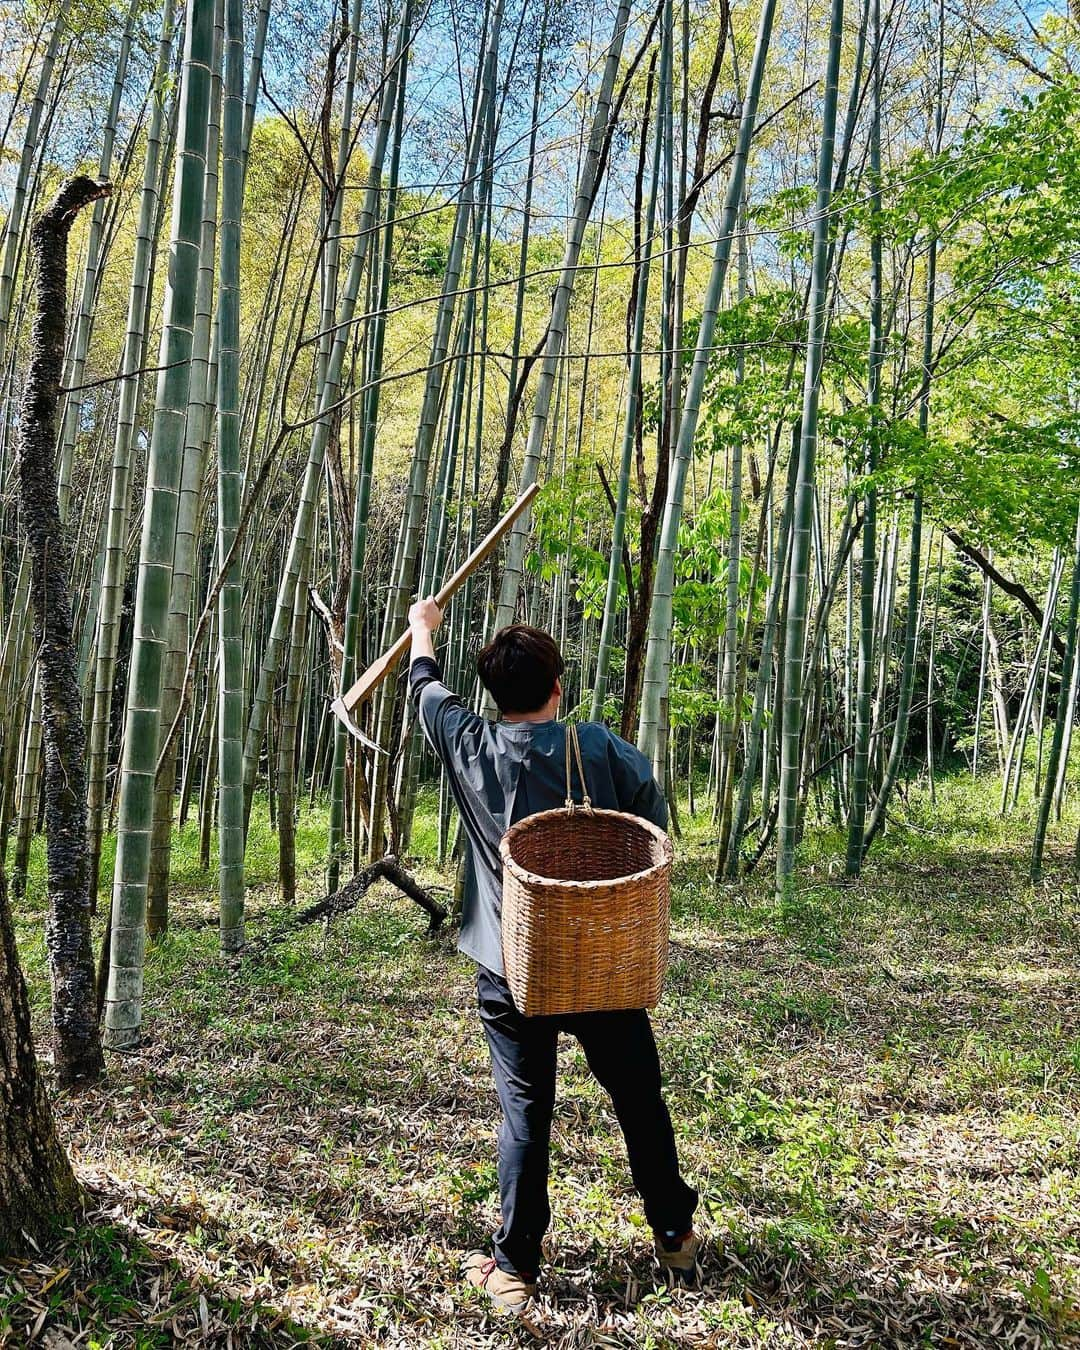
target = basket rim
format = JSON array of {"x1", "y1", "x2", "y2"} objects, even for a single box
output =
[{"x1": 499, "y1": 806, "x2": 674, "y2": 891}]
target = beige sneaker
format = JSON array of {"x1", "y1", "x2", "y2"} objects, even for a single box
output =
[
  {"x1": 654, "y1": 1230, "x2": 701, "y2": 1285},
  {"x1": 462, "y1": 1251, "x2": 537, "y2": 1311}
]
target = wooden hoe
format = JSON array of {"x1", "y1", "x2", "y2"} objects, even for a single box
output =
[{"x1": 331, "y1": 482, "x2": 540, "y2": 741}]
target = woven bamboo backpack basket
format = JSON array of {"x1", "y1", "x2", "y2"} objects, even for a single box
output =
[{"x1": 499, "y1": 723, "x2": 674, "y2": 1017}]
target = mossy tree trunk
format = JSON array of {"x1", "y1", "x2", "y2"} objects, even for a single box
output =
[
  {"x1": 0, "y1": 872, "x2": 81, "y2": 1254},
  {"x1": 15, "y1": 175, "x2": 110, "y2": 1088}
]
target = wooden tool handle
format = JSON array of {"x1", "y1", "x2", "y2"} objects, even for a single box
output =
[{"x1": 333, "y1": 480, "x2": 540, "y2": 718}]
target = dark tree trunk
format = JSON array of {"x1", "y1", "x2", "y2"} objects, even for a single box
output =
[
  {"x1": 620, "y1": 448, "x2": 668, "y2": 741},
  {"x1": 621, "y1": 594, "x2": 647, "y2": 741},
  {"x1": 16, "y1": 176, "x2": 111, "y2": 1089},
  {"x1": 945, "y1": 528, "x2": 1065, "y2": 659},
  {"x1": 0, "y1": 872, "x2": 82, "y2": 1254}
]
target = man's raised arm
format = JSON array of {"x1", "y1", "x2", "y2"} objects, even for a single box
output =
[
  {"x1": 407, "y1": 596, "x2": 467, "y2": 754},
  {"x1": 408, "y1": 596, "x2": 442, "y2": 668}
]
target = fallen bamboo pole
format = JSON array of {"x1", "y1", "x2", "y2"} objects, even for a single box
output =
[{"x1": 239, "y1": 856, "x2": 447, "y2": 957}]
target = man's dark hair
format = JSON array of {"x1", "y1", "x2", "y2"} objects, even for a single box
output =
[{"x1": 477, "y1": 624, "x2": 565, "y2": 714}]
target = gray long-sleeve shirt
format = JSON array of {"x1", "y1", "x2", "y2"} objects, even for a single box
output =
[{"x1": 410, "y1": 656, "x2": 667, "y2": 975}]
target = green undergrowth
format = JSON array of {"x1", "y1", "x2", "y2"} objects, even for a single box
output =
[{"x1": 4, "y1": 772, "x2": 1080, "y2": 1346}]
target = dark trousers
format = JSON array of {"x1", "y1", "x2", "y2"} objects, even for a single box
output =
[{"x1": 476, "y1": 966, "x2": 697, "y2": 1276}]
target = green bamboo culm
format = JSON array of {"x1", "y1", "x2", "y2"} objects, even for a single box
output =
[
  {"x1": 216, "y1": 0, "x2": 245, "y2": 950},
  {"x1": 12, "y1": 678, "x2": 43, "y2": 902},
  {"x1": 636, "y1": 0, "x2": 778, "y2": 770},
  {"x1": 589, "y1": 8, "x2": 668, "y2": 724},
  {"x1": 491, "y1": 0, "x2": 633, "y2": 637},
  {"x1": 844, "y1": 0, "x2": 882, "y2": 876},
  {"x1": 87, "y1": 0, "x2": 176, "y2": 899},
  {"x1": 860, "y1": 0, "x2": 944, "y2": 861},
  {"x1": 0, "y1": 2, "x2": 69, "y2": 372},
  {"x1": 1031, "y1": 502, "x2": 1080, "y2": 881},
  {"x1": 775, "y1": 0, "x2": 846, "y2": 899},
  {"x1": 240, "y1": 1, "x2": 413, "y2": 833},
  {"x1": 326, "y1": 0, "x2": 412, "y2": 887},
  {"x1": 712, "y1": 202, "x2": 748, "y2": 847},
  {"x1": 146, "y1": 0, "x2": 224, "y2": 937},
  {"x1": 104, "y1": 0, "x2": 216, "y2": 1050},
  {"x1": 54, "y1": 0, "x2": 139, "y2": 527},
  {"x1": 0, "y1": 558, "x2": 33, "y2": 876},
  {"x1": 725, "y1": 425, "x2": 800, "y2": 878},
  {"x1": 366, "y1": 0, "x2": 505, "y2": 858}
]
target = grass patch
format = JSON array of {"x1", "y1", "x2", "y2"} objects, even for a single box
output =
[{"x1": 3, "y1": 775, "x2": 1079, "y2": 1345}]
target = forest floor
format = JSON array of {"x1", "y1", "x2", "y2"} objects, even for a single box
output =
[{"x1": 3, "y1": 776, "x2": 1080, "y2": 1348}]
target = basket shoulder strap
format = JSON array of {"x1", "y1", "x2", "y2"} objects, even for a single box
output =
[{"x1": 564, "y1": 722, "x2": 593, "y2": 813}]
